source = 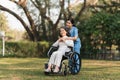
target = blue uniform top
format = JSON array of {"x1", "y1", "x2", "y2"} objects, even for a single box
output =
[{"x1": 69, "y1": 26, "x2": 81, "y2": 54}]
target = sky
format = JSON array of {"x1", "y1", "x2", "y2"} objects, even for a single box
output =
[
  {"x1": 0, "y1": 0, "x2": 84, "y2": 31},
  {"x1": 0, "y1": 0, "x2": 27, "y2": 31}
]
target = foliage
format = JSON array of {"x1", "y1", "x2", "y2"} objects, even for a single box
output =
[
  {"x1": 0, "y1": 12, "x2": 23, "y2": 41},
  {"x1": 0, "y1": 12, "x2": 9, "y2": 31},
  {"x1": 79, "y1": 11, "x2": 120, "y2": 55},
  {"x1": 0, "y1": 41, "x2": 51, "y2": 57}
]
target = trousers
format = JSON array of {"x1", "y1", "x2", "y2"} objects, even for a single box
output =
[{"x1": 48, "y1": 50, "x2": 65, "y2": 67}]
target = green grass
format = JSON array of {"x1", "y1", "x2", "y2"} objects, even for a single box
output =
[{"x1": 0, "y1": 58, "x2": 120, "y2": 80}]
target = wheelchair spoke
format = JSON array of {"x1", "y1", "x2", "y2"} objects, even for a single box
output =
[
  {"x1": 72, "y1": 63, "x2": 80, "y2": 68},
  {"x1": 76, "y1": 58, "x2": 79, "y2": 61},
  {"x1": 75, "y1": 58, "x2": 79, "y2": 61},
  {"x1": 74, "y1": 54, "x2": 77, "y2": 59},
  {"x1": 71, "y1": 65, "x2": 80, "y2": 74},
  {"x1": 75, "y1": 63, "x2": 80, "y2": 65},
  {"x1": 75, "y1": 66, "x2": 79, "y2": 71}
]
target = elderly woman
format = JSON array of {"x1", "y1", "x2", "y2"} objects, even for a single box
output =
[{"x1": 45, "y1": 27, "x2": 74, "y2": 73}]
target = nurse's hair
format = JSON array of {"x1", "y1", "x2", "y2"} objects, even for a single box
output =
[
  {"x1": 67, "y1": 18, "x2": 75, "y2": 26},
  {"x1": 59, "y1": 27, "x2": 70, "y2": 37}
]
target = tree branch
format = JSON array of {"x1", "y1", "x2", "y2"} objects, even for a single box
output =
[
  {"x1": 53, "y1": 0, "x2": 64, "y2": 28},
  {"x1": 75, "y1": 0, "x2": 87, "y2": 23},
  {"x1": 90, "y1": 3, "x2": 120, "y2": 9},
  {"x1": 30, "y1": 0, "x2": 39, "y2": 9},
  {"x1": 9, "y1": 0, "x2": 22, "y2": 7},
  {"x1": 0, "y1": 4, "x2": 34, "y2": 41}
]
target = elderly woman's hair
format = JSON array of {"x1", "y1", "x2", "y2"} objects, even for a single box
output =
[{"x1": 59, "y1": 27, "x2": 70, "y2": 37}]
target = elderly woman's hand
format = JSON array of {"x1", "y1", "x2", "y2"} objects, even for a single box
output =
[{"x1": 58, "y1": 38, "x2": 66, "y2": 42}]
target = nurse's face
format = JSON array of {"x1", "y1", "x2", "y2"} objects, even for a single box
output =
[
  {"x1": 60, "y1": 28, "x2": 67, "y2": 37},
  {"x1": 66, "y1": 20, "x2": 73, "y2": 28}
]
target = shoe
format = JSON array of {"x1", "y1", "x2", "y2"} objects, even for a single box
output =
[
  {"x1": 53, "y1": 69, "x2": 59, "y2": 73},
  {"x1": 44, "y1": 69, "x2": 51, "y2": 72}
]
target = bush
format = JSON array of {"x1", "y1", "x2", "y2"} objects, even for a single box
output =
[
  {"x1": 78, "y1": 12, "x2": 120, "y2": 59},
  {"x1": 0, "y1": 41, "x2": 51, "y2": 58}
]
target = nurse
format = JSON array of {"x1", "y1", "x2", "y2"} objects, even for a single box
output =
[{"x1": 66, "y1": 18, "x2": 81, "y2": 54}]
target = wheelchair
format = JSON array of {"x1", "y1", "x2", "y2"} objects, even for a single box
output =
[{"x1": 44, "y1": 46, "x2": 81, "y2": 76}]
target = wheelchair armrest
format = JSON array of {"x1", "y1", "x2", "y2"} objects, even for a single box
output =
[
  {"x1": 65, "y1": 51, "x2": 73, "y2": 57},
  {"x1": 47, "y1": 46, "x2": 58, "y2": 57},
  {"x1": 68, "y1": 46, "x2": 73, "y2": 51}
]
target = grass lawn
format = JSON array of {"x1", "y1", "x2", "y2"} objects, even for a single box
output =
[{"x1": 0, "y1": 58, "x2": 120, "y2": 80}]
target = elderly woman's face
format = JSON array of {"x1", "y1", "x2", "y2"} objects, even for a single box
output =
[
  {"x1": 60, "y1": 28, "x2": 67, "y2": 36},
  {"x1": 66, "y1": 20, "x2": 72, "y2": 28}
]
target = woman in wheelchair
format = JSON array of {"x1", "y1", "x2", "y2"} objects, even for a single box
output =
[{"x1": 44, "y1": 27, "x2": 74, "y2": 73}]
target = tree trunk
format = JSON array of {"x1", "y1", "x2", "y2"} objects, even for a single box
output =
[{"x1": 22, "y1": 7, "x2": 40, "y2": 41}]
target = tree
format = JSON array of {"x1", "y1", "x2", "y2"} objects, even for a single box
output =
[
  {"x1": 0, "y1": 12, "x2": 9, "y2": 31},
  {"x1": 79, "y1": 12, "x2": 120, "y2": 59},
  {"x1": 89, "y1": 0, "x2": 120, "y2": 13},
  {"x1": 0, "y1": 0, "x2": 87, "y2": 41}
]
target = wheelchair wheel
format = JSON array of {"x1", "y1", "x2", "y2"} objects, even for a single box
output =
[{"x1": 69, "y1": 52, "x2": 81, "y2": 75}]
